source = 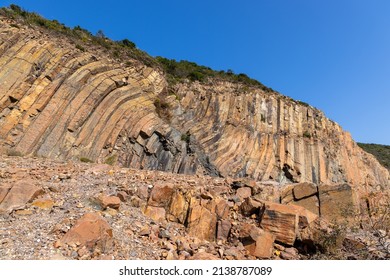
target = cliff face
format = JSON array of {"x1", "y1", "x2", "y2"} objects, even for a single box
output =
[
  {"x1": 0, "y1": 16, "x2": 388, "y2": 191},
  {"x1": 171, "y1": 82, "x2": 389, "y2": 189}
]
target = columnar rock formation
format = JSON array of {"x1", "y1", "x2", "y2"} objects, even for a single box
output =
[{"x1": 0, "y1": 15, "x2": 388, "y2": 194}]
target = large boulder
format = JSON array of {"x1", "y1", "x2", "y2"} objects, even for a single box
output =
[
  {"x1": 0, "y1": 180, "x2": 44, "y2": 214},
  {"x1": 318, "y1": 184, "x2": 358, "y2": 222},
  {"x1": 187, "y1": 204, "x2": 217, "y2": 241},
  {"x1": 238, "y1": 223, "x2": 275, "y2": 259},
  {"x1": 259, "y1": 202, "x2": 318, "y2": 245},
  {"x1": 57, "y1": 212, "x2": 114, "y2": 252}
]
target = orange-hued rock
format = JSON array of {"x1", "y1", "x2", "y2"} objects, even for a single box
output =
[
  {"x1": 0, "y1": 16, "x2": 388, "y2": 192},
  {"x1": 318, "y1": 184, "x2": 358, "y2": 222},
  {"x1": 259, "y1": 202, "x2": 317, "y2": 245},
  {"x1": 148, "y1": 185, "x2": 174, "y2": 208},
  {"x1": 58, "y1": 212, "x2": 113, "y2": 252},
  {"x1": 97, "y1": 194, "x2": 121, "y2": 210},
  {"x1": 167, "y1": 191, "x2": 188, "y2": 223},
  {"x1": 238, "y1": 223, "x2": 275, "y2": 259},
  {"x1": 187, "y1": 205, "x2": 217, "y2": 241},
  {"x1": 0, "y1": 180, "x2": 43, "y2": 214},
  {"x1": 32, "y1": 198, "x2": 54, "y2": 209},
  {"x1": 143, "y1": 206, "x2": 166, "y2": 222},
  {"x1": 188, "y1": 252, "x2": 220, "y2": 260}
]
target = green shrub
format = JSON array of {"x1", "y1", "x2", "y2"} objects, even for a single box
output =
[
  {"x1": 6, "y1": 149, "x2": 23, "y2": 157},
  {"x1": 75, "y1": 44, "x2": 85, "y2": 52},
  {"x1": 303, "y1": 131, "x2": 311, "y2": 138},
  {"x1": 181, "y1": 132, "x2": 190, "y2": 143},
  {"x1": 104, "y1": 155, "x2": 117, "y2": 165},
  {"x1": 80, "y1": 157, "x2": 93, "y2": 163}
]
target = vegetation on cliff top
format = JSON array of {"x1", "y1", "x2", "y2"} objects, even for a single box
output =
[
  {"x1": 0, "y1": 4, "x2": 271, "y2": 91},
  {"x1": 358, "y1": 143, "x2": 390, "y2": 170}
]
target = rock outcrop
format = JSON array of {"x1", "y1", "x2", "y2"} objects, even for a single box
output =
[{"x1": 0, "y1": 16, "x2": 388, "y2": 190}]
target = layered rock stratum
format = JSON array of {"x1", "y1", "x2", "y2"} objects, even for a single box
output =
[
  {"x1": 0, "y1": 15, "x2": 388, "y2": 188},
  {"x1": 0, "y1": 9, "x2": 389, "y2": 260}
]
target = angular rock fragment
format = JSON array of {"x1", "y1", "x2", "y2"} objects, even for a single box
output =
[
  {"x1": 259, "y1": 202, "x2": 317, "y2": 245},
  {"x1": 97, "y1": 194, "x2": 121, "y2": 210},
  {"x1": 167, "y1": 191, "x2": 188, "y2": 223},
  {"x1": 58, "y1": 212, "x2": 113, "y2": 253},
  {"x1": 238, "y1": 223, "x2": 275, "y2": 259},
  {"x1": 148, "y1": 184, "x2": 174, "y2": 208},
  {"x1": 143, "y1": 206, "x2": 166, "y2": 222},
  {"x1": 187, "y1": 205, "x2": 217, "y2": 241},
  {"x1": 318, "y1": 184, "x2": 358, "y2": 222},
  {"x1": 0, "y1": 180, "x2": 44, "y2": 214}
]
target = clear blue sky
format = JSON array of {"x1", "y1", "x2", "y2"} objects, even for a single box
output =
[{"x1": 1, "y1": 0, "x2": 389, "y2": 144}]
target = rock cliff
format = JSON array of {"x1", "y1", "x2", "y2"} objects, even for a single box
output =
[{"x1": 0, "y1": 15, "x2": 388, "y2": 193}]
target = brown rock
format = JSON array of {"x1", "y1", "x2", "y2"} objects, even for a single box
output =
[
  {"x1": 290, "y1": 195, "x2": 320, "y2": 216},
  {"x1": 14, "y1": 209, "x2": 33, "y2": 215},
  {"x1": 238, "y1": 223, "x2": 275, "y2": 259},
  {"x1": 215, "y1": 197, "x2": 230, "y2": 219},
  {"x1": 148, "y1": 185, "x2": 174, "y2": 208},
  {"x1": 187, "y1": 205, "x2": 217, "y2": 241},
  {"x1": 240, "y1": 197, "x2": 263, "y2": 216},
  {"x1": 167, "y1": 191, "x2": 188, "y2": 224},
  {"x1": 0, "y1": 186, "x2": 11, "y2": 203},
  {"x1": 32, "y1": 198, "x2": 54, "y2": 209},
  {"x1": 59, "y1": 212, "x2": 113, "y2": 252},
  {"x1": 137, "y1": 185, "x2": 149, "y2": 200},
  {"x1": 259, "y1": 202, "x2": 317, "y2": 245},
  {"x1": 143, "y1": 206, "x2": 166, "y2": 222},
  {"x1": 318, "y1": 184, "x2": 358, "y2": 222},
  {"x1": 236, "y1": 187, "x2": 252, "y2": 200},
  {"x1": 217, "y1": 219, "x2": 231, "y2": 241},
  {"x1": 188, "y1": 252, "x2": 220, "y2": 260},
  {"x1": 0, "y1": 180, "x2": 44, "y2": 214},
  {"x1": 116, "y1": 191, "x2": 128, "y2": 202},
  {"x1": 97, "y1": 194, "x2": 121, "y2": 210},
  {"x1": 280, "y1": 247, "x2": 299, "y2": 260},
  {"x1": 293, "y1": 182, "x2": 318, "y2": 199}
]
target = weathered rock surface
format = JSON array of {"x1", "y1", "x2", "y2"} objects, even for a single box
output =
[
  {"x1": 0, "y1": 180, "x2": 43, "y2": 214},
  {"x1": 0, "y1": 155, "x2": 388, "y2": 260},
  {"x1": 238, "y1": 223, "x2": 275, "y2": 258},
  {"x1": 57, "y1": 212, "x2": 113, "y2": 253},
  {"x1": 0, "y1": 15, "x2": 388, "y2": 193},
  {"x1": 259, "y1": 202, "x2": 318, "y2": 245},
  {"x1": 0, "y1": 12, "x2": 389, "y2": 261}
]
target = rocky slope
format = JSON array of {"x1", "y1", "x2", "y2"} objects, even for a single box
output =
[
  {"x1": 0, "y1": 15, "x2": 388, "y2": 189},
  {"x1": 0, "y1": 155, "x2": 389, "y2": 260},
  {"x1": 0, "y1": 8, "x2": 389, "y2": 260}
]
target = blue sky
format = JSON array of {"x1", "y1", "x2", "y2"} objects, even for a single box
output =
[{"x1": 1, "y1": 0, "x2": 389, "y2": 144}]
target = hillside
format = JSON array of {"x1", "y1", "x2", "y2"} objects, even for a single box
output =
[
  {"x1": 0, "y1": 5, "x2": 389, "y2": 260},
  {"x1": 358, "y1": 143, "x2": 390, "y2": 170}
]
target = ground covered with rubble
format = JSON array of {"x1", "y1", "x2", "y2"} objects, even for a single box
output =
[{"x1": 0, "y1": 155, "x2": 389, "y2": 260}]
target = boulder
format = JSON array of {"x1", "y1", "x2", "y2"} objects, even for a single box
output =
[
  {"x1": 259, "y1": 202, "x2": 317, "y2": 246},
  {"x1": 97, "y1": 194, "x2": 121, "y2": 210},
  {"x1": 236, "y1": 187, "x2": 252, "y2": 200},
  {"x1": 58, "y1": 212, "x2": 113, "y2": 252},
  {"x1": 318, "y1": 184, "x2": 358, "y2": 222},
  {"x1": 293, "y1": 182, "x2": 317, "y2": 199},
  {"x1": 167, "y1": 191, "x2": 188, "y2": 224},
  {"x1": 187, "y1": 205, "x2": 217, "y2": 241},
  {"x1": 143, "y1": 206, "x2": 166, "y2": 222},
  {"x1": 238, "y1": 223, "x2": 275, "y2": 259},
  {"x1": 217, "y1": 219, "x2": 231, "y2": 241},
  {"x1": 0, "y1": 180, "x2": 44, "y2": 214},
  {"x1": 148, "y1": 184, "x2": 174, "y2": 208},
  {"x1": 240, "y1": 197, "x2": 263, "y2": 216}
]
